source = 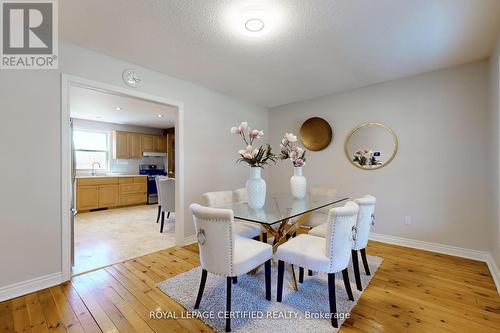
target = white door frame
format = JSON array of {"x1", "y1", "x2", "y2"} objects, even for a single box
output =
[{"x1": 61, "y1": 74, "x2": 185, "y2": 281}]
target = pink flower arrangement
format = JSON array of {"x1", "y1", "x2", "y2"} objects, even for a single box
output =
[
  {"x1": 230, "y1": 122, "x2": 277, "y2": 168},
  {"x1": 279, "y1": 132, "x2": 307, "y2": 167}
]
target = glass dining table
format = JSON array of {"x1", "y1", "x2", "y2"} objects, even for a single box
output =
[{"x1": 216, "y1": 193, "x2": 349, "y2": 290}]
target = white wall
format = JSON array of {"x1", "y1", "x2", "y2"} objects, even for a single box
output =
[
  {"x1": 269, "y1": 61, "x2": 492, "y2": 252},
  {"x1": 0, "y1": 42, "x2": 268, "y2": 290},
  {"x1": 490, "y1": 37, "x2": 500, "y2": 267},
  {"x1": 72, "y1": 118, "x2": 166, "y2": 174}
]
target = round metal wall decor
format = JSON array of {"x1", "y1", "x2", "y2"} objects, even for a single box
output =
[{"x1": 300, "y1": 117, "x2": 333, "y2": 151}]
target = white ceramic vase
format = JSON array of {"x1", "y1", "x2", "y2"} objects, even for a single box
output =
[
  {"x1": 290, "y1": 166, "x2": 307, "y2": 199},
  {"x1": 246, "y1": 167, "x2": 266, "y2": 209}
]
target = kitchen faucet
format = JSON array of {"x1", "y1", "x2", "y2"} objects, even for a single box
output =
[{"x1": 91, "y1": 162, "x2": 101, "y2": 176}]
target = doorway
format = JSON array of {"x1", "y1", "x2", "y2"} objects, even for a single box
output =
[{"x1": 61, "y1": 75, "x2": 185, "y2": 280}]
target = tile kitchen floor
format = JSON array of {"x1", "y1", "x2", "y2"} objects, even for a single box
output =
[{"x1": 73, "y1": 204, "x2": 175, "y2": 275}]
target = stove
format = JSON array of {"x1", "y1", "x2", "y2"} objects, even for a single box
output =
[{"x1": 139, "y1": 164, "x2": 166, "y2": 204}]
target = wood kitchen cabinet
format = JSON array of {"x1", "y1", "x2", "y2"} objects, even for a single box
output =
[
  {"x1": 113, "y1": 131, "x2": 129, "y2": 159},
  {"x1": 114, "y1": 130, "x2": 167, "y2": 159},
  {"x1": 113, "y1": 131, "x2": 142, "y2": 160},
  {"x1": 76, "y1": 185, "x2": 99, "y2": 210},
  {"x1": 165, "y1": 128, "x2": 175, "y2": 177},
  {"x1": 154, "y1": 135, "x2": 168, "y2": 153},
  {"x1": 98, "y1": 184, "x2": 119, "y2": 208},
  {"x1": 76, "y1": 176, "x2": 146, "y2": 212},
  {"x1": 140, "y1": 135, "x2": 155, "y2": 152},
  {"x1": 128, "y1": 133, "x2": 142, "y2": 159}
]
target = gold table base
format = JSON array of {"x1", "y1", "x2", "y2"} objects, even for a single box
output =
[{"x1": 261, "y1": 212, "x2": 311, "y2": 291}]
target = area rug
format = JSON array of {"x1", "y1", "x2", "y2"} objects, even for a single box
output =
[{"x1": 157, "y1": 255, "x2": 382, "y2": 332}]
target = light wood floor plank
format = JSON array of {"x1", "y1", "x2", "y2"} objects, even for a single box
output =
[
  {"x1": 0, "y1": 300, "x2": 15, "y2": 333},
  {"x1": 59, "y1": 283, "x2": 102, "y2": 333},
  {"x1": 1, "y1": 240, "x2": 499, "y2": 333},
  {"x1": 24, "y1": 293, "x2": 49, "y2": 333}
]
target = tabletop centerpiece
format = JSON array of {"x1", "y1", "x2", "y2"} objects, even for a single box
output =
[
  {"x1": 279, "y1": 132, "x2": 307, "y2": 199},
  {"x1": 231, "y1": 122, "x2": 276, "y2": 209}
]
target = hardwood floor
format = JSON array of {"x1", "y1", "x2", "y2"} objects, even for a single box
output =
[{"x1": 1, "y1": 240, "x2": 499, "y2": 333}]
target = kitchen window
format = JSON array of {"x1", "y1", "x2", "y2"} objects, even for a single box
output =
[{"x1": 73, "y1": 129, "x2": 109, "y2": 170}]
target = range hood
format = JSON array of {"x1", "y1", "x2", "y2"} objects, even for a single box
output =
[{"x1": 143, "y1": 152, "x2": 167, "y2": 157}]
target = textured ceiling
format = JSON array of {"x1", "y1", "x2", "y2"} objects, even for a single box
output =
[{"x1": 60, "y1": 0, "x2": 500, "y2": 107}]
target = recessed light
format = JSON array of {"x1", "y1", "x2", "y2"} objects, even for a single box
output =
[
  {"x1": 115, "y1": 106, "x2": 122, "y2": 111},
  {"x1": 157, "y1": 114, "x2": 163, "y2": 118},
  {"x1": 245, "y1": 18, "x2": 264, "y2": 32}
]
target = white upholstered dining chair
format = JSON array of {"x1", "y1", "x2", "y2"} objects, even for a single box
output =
[
  {"x1": 233, "y1": 187, "x2": 248, "y2": 203},
  {"x1": 155, "y1": 175, "x2": 168, "y2": 223},
  {"x1": 233, "y1": 187, "x2": 272, "y2": 243},
  {"x1": 202, "y1": 190, "x2": 262, "y2": 240},
  {"x1": 309, "y1": 195, "x2": 376, "y2": 291},
  {"x1": 304, "y1": 187, "x2": 338, "y2": 228},
  {"x1": 158, "y1": 178, "x2": 175, "y2": 233},
  {"x1": 190, "y1": 204, "x2": 272, "y2": 332},
  {"x1": 275, "y1": 201, "x2": 359, "y2": 328}
]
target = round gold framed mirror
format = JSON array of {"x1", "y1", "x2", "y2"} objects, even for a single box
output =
[
  {"x1": 300, "y1": 117, "x2": 333, "y2": 151},
  {"x1": 345, "y1": 122, "x2": 398, "y2": 170}
]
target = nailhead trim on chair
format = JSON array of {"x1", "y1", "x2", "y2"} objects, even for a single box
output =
[{"x1": 197, "y1": 217, "x2": 235, "y2": 277}]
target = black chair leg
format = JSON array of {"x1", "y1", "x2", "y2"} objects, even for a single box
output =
[
  {"x1": 360, "y1": 248, "x2": 371, "y2": 275},
  {"x1": 156, "y1": 205, "x2": 161, "y2": 223},
  {"x1": 352, "y1": 249, "x2": 362, "y2": 291},
  {"x1": 265, "y1": 260, "x2": 271, "y2": 301},
  {"x1": 299, "y1": 267, "x2": 304, "y2": 283},
  {"x1": 166, "y1": 211, "x2": 170, "y2": 219},
  {"x1": 328, "y1": 273, "x2": 338, "y2": 328},
  {"x1": 308, "y1": 269, "x2": 313, "y2": 276},
  {"x1": 226, "y1": 277, "x2": 232, "y2": 332},
  {"x1": 262, "y1": 232, "x2": 268, "y2": 243},
  {"x1": 160, "y1": 212, "x2": 165, "y2": 233},
  {"x1": 342, "y1": 268, "x2": 354, "y2": 301},
  {"x1": 232, "y1": 277, "x2": 237, "y2": 284},
  {"x1": 194, "y1": 269, "x2": 207, "y2": 309},
  {"x1": 277, "y1": 260, "x2": 285, "y2": 302}
]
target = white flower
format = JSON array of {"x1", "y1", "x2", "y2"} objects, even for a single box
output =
[
  {"x1": 281, "y1": 138, "x2": 288, "y2": 145},
  {"x1": 295, "y1": 147, "x2": 304, "y2": 156},
  {"x1": 230, "y1": 126, "x2": 241, "y2": 134},
  {"x1": 294, "y1": 159, "x2": 305, "y2": 167},
  {"x1": 239, "y1": 122, "x2": 248, "y2": 131},
  {"x1": 290, "y1": 150, "x2": 298, "y2": 161},
  {"x1": 249, "y1": 129, "x2": 264, "y2": 139},
  {"x1": 240, "y1": 145, "x2": 258, "y2": 159},
  {"x1": 285, "y1": 133, "x2": 297, "y2": 143}
]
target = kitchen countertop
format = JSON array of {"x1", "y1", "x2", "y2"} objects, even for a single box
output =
[{"x1": 76, "y1": 174, "x2": 147, "y2": 179}]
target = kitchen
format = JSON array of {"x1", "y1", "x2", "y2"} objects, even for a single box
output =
[{"x1": 70, "y1": 84, "x2": 177, "y2": 274}]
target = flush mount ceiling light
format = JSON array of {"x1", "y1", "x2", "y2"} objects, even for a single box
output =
[
  {"x1": 115, "y1": 106, "x2": 122, "y2": 111},
  {"x1": 224, "y1": 3, "x2": 286, "y2": 39},
  {"x1": 245, "y1": 18, "x2": 264, "y2": 32},
  {"x1": 157, "y1": 114, "x2": 163, "y2": 118}
]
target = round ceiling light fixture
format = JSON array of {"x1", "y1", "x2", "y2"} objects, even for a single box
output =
[
  {"x1": 224, "y1": 4, "x2": 286, "y2": 39},
  {"x1": 245, "y1": 18, "x2": 264, "y2": 32}
]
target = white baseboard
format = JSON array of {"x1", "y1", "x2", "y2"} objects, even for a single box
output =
[
  {"x1": 369, "y1": 233, "x2": 490, "y2": 261},
  {"x1": 183, "y1": 235, "x2": 197, "y2": 246},
  {"x1": 0, "y1": 272, "x2": 62, "y2": 302},
  {"x1": 485, "y1": 254, "x2": 500, "y2": 294},
  {"x1": 369, "y1": 233, "x2": 500, "y2": 294}
]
